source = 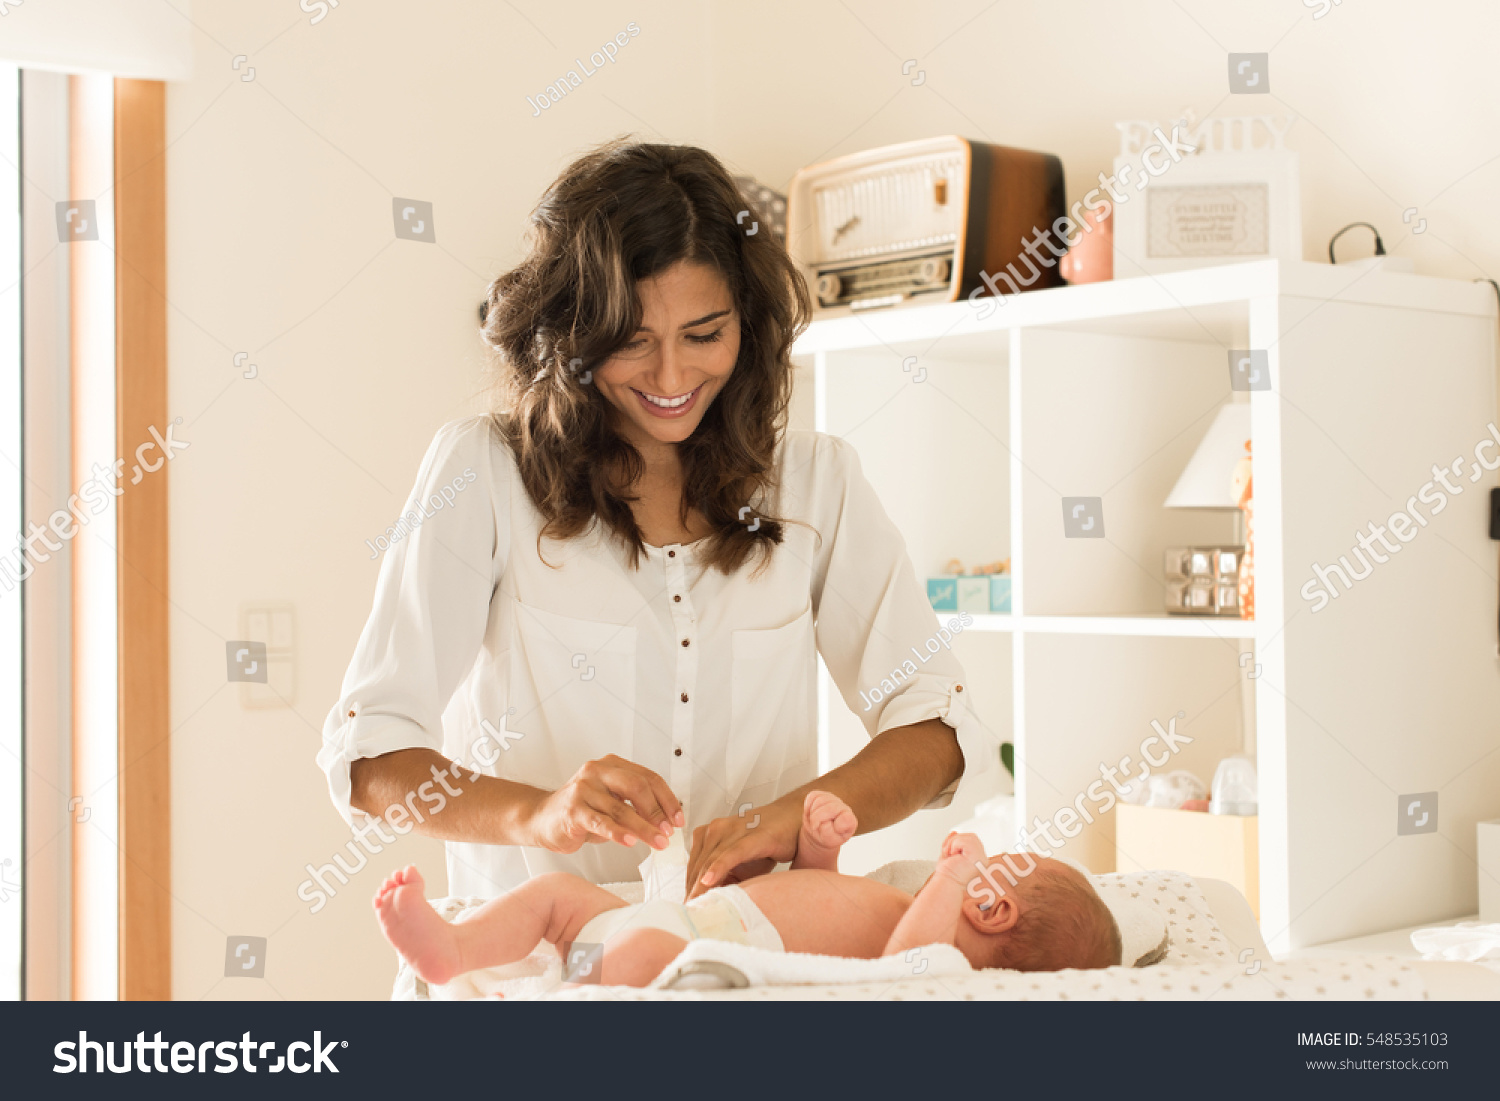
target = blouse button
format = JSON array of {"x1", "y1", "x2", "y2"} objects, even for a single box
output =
[
  {"x1": 348, "y1": 709, "x2": 356, "y2": 717},
  {"x1": 668, "y1": 549, "x2": 676, "y2": 558},
  {"x1": 681, "y1": 692, "x2": 689, "y2": 703},
  {"x1": 673, "y1": 594, "x2": 681, "y2": 603},
  {"x1": 955, "y1": 684, "x2": 964, "y2": 692},
  {"x1": 681, "y1": 638, "x2": 690, "y2": 648},
  {"x1": 674, "y1": 748, "x2": 683, "y2": 757}
]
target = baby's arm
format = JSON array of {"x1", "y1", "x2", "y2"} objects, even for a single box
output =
[{"x1": 881, "y1": 833, "x2": 984, "y2": 957}]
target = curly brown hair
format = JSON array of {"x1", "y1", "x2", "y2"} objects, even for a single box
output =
[{"x1": 480, "y1": 137, "x2": 812, "y2": 574}]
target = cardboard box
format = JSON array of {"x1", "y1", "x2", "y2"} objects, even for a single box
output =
[
  {"x1": 1480, "y1": 819, "x2": 1500, "y2": 923},
  {"x1": 1115, "y1": 803, "x2": 1259, "y2": 920},
  {"x1": 989, "y1": 575, "x2": 1012, "y2": 613}
]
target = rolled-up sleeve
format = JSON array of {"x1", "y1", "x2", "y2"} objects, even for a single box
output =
[
  {"x1": 317, "y1": 416, "x2": 504, "y2": 826},
  {"x1": 809, "y1": 435, "x2": 997, "y2": 809}
]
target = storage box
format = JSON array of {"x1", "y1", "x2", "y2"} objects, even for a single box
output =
[
  {"x1": 929, "y1": 574, "x2": 1011, "y2": 614},
  {"x1": 926, "y1": 577, "x2": 958, "y2": 612},
  {"x1": 1115, "y1": 803, "x2": 1259, "y2": 920},
  {"x1": 1481, "y1": 820, "x2": 1500, "y2": 923},
  {"x1": 956, "y1": 576, "x2": 990, "y2": 614}
]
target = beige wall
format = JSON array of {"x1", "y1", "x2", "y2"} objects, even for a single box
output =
[{"x1": 165, "y1": 1, "x2": 1500, "y2": 999}]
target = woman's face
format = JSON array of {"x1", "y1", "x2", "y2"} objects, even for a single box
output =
[{"x1": 593, "y1": 260, "x2": 740, "y2": 452}]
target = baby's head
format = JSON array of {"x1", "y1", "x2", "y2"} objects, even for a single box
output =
[{"x1": 953, "y1": 853, "x2": 1121, "y2": 972}]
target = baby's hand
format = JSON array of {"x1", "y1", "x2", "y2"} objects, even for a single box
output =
[
  {"x1": 941, "y1": 831, "x2": 985, "y2": 863},
  {"x1": 936, "y1": 831, "x2": 986, "y2": 885}
]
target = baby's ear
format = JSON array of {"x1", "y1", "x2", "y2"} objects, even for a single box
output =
[{"x1": 964, "y1": 889, "x2": 1020, "y2": 934}]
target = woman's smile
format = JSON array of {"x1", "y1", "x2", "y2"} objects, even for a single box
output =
[
  {"x1": 632, "y1": 383, "x2": 703, "y2": 417},
  {"x1": 591, "y1": 261, "x2": 740, "y2": 449}
]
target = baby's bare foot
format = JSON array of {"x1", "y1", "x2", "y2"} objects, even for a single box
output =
[
  {"x1": 794, "y1": 791, "x2": 858, "y2": 871},
  {"x1": 373, "y1": 865, "x2": 464, "y2": 985}
]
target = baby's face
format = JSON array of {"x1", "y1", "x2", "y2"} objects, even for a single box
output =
[{"x1": 940, "y1": 852, "x2": 1048, "y2": 909}]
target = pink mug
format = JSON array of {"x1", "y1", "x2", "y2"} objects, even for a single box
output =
[{"x1": 1059, "y1": 203, "x2": 1113, "y2": 284}]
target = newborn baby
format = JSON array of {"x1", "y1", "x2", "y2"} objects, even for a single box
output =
[{"x1": 375, "y1": 791, "x2": 1123, "y2": 988}]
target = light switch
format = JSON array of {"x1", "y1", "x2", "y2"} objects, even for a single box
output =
[
  {"x1": 246, "y1": 610, "x2": 269, "y2": 643},
  {"x1": 270, "y1": 609, "x2": 294, "y2": 649},
  {"x1": 238, "y1": 601, "x2": 296, "y2": 709}
]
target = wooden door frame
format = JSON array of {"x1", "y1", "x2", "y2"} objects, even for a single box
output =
[{"x1": 112, "y1": 76, "x2": 170, "y2": 1002}]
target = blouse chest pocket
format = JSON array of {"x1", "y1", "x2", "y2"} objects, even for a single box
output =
[
  {"x1": 510, "y1": 600, "x2": 638, "y2": 772},
  {"x1": 727, "y1": 603, "x2": 817, "y2": 804}
]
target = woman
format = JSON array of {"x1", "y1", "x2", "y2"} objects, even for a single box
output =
[{"x1": 318, "y1": 138, "x2": 994, "y2": 903}]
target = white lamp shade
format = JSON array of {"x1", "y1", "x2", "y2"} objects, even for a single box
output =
[{"x1": 1164, "y1": 402, "x2": 1251, "y2": 509}]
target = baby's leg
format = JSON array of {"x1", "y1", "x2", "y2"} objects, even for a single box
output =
[
  {"x1": 790, "y1": 790, "x2": 858, "y2": 872},
  {"x1": 374, "y1": 866, "x2": 625, "y2": 986},
  {"x1": 596, "y1": 927, "x2": 690, "y2": 988}
]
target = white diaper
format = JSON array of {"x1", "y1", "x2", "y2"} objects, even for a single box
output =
[{"x1": 575, "y1": 884, "x2": 783, "y2": 954}]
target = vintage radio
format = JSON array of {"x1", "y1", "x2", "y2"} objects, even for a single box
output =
[{"x1": 786, "y1": 135, "x2": 1066, "y2": 313}]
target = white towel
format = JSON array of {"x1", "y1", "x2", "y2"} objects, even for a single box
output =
[
  {"x1": 1410, "y1": 922, "x2": 1500, "y2": 962},
  {"x1": 652, "y1": 936, "x2": 974, "y2": 991}
]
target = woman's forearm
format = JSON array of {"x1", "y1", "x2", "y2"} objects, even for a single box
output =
[
  {"x1": 683, "y1": 719, "x2": 963, "y2": 896},
  {"x1": 778, "y1": 717, "x2": 964, "y2": 835},
  {"x1": 349, "y1": 747, "x2": 546, "y2": 846}
]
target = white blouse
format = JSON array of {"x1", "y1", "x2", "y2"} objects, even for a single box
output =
[{"x1": 318, "y1": 415, "x2": 995, "y2": 898}]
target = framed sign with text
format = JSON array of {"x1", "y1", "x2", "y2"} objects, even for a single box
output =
[{"x1": 1111, "y1": 115, "x2": 1301, "y2": 277}]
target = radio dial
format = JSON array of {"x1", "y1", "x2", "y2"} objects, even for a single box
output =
[
  {"x1": 917, "y1": 257, "x2": 950, "y2": 286},
  {"x1": 815, "y1": 272, "x2": 844, "y2": 305}
]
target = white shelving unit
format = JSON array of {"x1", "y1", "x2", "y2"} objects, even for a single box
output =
[
  {"x1": 934, "y1": 611, "x2": 1255, "y2": 640},
  {"x1": 794, "y1": 258, "x2": 1499, "y2": 954}
]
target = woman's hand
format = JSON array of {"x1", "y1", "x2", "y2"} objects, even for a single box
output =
[
  {"x1": 525, "y1": 755, "x2": 684, "y2": 854},
  {"x1": 685, "y1": 799, "x2": 802, "y2": 899}
]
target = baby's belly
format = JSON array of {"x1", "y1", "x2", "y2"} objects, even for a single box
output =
[{"x1": 739, "y1": 870, "x2": 911, "y2": 958}]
